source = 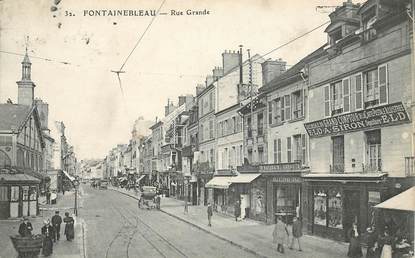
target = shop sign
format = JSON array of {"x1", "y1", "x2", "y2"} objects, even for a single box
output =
[
  {"x1": 272, "y1": 177, "x2": 302, "y2": 183},
  {"x1": 304, "y1": 102, "x2": 410, "y2": 138}
]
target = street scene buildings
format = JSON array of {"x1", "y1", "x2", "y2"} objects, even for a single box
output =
[{"x1": 1, "y1": 0, "x2": 414, "y2": 257}]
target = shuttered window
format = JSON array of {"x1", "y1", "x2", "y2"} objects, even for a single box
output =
[
  {"x1": 284, "y1": 95, "x2": 291, "y2": 121},
  {"x1": 324, "y1": 85, "x2": 331, "y2": 117},
  {"x1": 287, "y1": 137, "x2": 292, "y2": 163}
]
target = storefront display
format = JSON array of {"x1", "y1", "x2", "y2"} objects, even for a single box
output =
[
  {"x1": 313, "y1": 189, "x2": 327, "y2": 226},
  {"x1": 328, "y1": 189, "x2": 342, "y2": 229}
]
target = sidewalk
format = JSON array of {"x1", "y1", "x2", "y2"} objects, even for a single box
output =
[
  {"x1": 110, "y1": 186, "x2": 349, "y2": 258},
  {"x1": 0, "y1": 190, "x2": 84, "y2": 258}
]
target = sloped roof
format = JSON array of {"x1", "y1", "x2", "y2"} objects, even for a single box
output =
[
  {"x1": 260, "y1": 45, "x2": 327, "y2": 93},
  {"x1": 0, "y1": 104, "x2": 31, "y2": 131},
  {"x1": 375, "y1": 187, "x2": 415, "y2": 212}
]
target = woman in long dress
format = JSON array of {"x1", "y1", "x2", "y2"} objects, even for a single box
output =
[
  {"x1": 63, "y1": 212, "x2": 75, "y2": 241},
  {"x1": 347, "y1": 223, "x2": 363, "y2": 258},
  {"x1": 379, "y1": 229, "x2": 393, "y2": 258},
  {"x1": 41, "y1": 220, "x2": 54, "y2": 256},
  {"x1": 273, "y1": 216, "x2": 288, "y2": 254}
]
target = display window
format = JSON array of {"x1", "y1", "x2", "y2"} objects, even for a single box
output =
[
  {"x1": 313, "y1": 189, "x2": 327, "y2": 226},
  {"x1": 29, "y1": 186, "x2": 37, "y2": 201},
  {"x1": 328, "y1": 188, "x2": 342, "y2": 229},
  {"x1": 22, "y1": 186, "x2": 29, "y2": 201},
  {"x1": 10, "y1": 186, "x2": 19, "y2": 202}
]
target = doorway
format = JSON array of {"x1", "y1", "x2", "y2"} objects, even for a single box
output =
[{"x1": 343, "y1": 190, "x2": 360, "y2": 241}]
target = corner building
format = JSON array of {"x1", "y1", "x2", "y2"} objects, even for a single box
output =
[{"x1": 303, "y1": 0, "x2": 414, "y2": 241}]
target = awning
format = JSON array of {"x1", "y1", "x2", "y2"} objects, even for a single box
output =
[
  {"x1": 231, "y1": 173, "x2": 261, "y2": 184},
  {"x1": 136, "y1": 175, "x2": 146, "y2": 183},
  {"x1": 61, "y1": 170, "x2": 75, "y2": 182},
  {"x1": 375, "y1": 187, "x2": 415, "y2": 212},
  {"x1": 205, "y1": 176, "x2": 233, "y2": 189},
  {"x1": 302, "y1": 173, "x2": 387, "y2": 182},
  {"x1": 0, "y1": 173, "x2": 40, "y2": 184}
]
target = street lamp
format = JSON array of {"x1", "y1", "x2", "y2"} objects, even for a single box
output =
[{"x1": 72, "y1": 179, "x2": 79, "y2": 216}]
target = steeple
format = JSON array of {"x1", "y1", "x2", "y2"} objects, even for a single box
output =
[{"x1": 17, "y1": 38, "x2": 36, "y2": 106}]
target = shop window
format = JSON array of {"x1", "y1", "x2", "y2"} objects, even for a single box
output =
[
  {"x1": 365, "y1": 130, "x2": 381, "y2": 172},
  {"x1": 332, "y1": 136, "x2": 345, "y2": 173},
  {"x1": 0, "y1": 186, "x2": 8, "y2": 201},
  {"x1": 275, "y1": 184, "x2": 299, "y2": 216},
  {"x1": 313, "y1": 189, "x2": 327, "y2": 226},
  {"x1": 29, "y1": 186, "x2": 37, "y2": 201},
  {"x1": 328, "y1": 188, "x2": 342, "y2": 229},
  {"x1": 22, "y1": 186, "x2": 29, "y2": 201},
  {"x1": 367, "y1": 191, "x2": 380, "y2": 227},
  {"x1": 11, "y1": 186, "x2": 19, "y2": 201},
  {"x1": 292, "y1": 90, "x2": 304, "y2": 119}
]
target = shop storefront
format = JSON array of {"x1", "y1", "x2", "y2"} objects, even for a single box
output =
[
  {"x1": 0, "y1": 172, "x2": 40, "y2": 219},
  {"x1": 303, "y1": 173, "x2": 388, "y2": 241}
]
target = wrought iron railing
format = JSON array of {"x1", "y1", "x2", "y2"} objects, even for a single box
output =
[{"x1": 405, "y1": 157, "x2": 415, "y2": 177}]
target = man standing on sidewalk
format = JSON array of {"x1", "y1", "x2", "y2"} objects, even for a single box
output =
[
  {"x1": 207, "y1": 202, "x2": 213, "y2": 227},
  {"x1": 51, "y1": 211, "x2": 62, "y2": 242},
  {"x1": 234, "y1": 200, "x2": 241, "y2": 222},
  {"x1": 289, "y1": 216, "x2": 303, "y2": 251}
]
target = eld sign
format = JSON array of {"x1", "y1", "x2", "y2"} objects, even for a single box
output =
[{"x1": 304, "y1": 102, "x2": 410, "y2": 137}]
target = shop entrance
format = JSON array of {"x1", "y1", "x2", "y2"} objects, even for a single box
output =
[
  {"x1": 274, "y1": 183, "x2": 301, "y2": 223},
  {"x1": 343, "y1": 190, "x2": 360, "y2": 240}
]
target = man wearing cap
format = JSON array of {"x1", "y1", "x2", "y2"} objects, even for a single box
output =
[
  {"x1": 18, "y1": 216, "x2": 33, "y2": 237},
  {"x1": 51, "y1": 211, "x2": 62, "y2": 242}
]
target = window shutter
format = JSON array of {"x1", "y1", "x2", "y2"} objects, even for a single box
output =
[
  {"x1": 268, "y1": 101, "x2": 273, "y2": 125},
  {"x1": 285, "y1": 95, "x2": 291, "y2": 120},
  {"x1": 301, "y1": 134, "x2": 307, "y2": 165},
  {"x1": 324, "y1": 85, "x2": 331, "y2": 117},
  {"x1": 287, "y1": 137, "x2": 292, "y2": 163},
  {"x1": 342, "y1": 78, "x2": 350, "y2": 112},
  {"x1": 355, "y1": 74, "x2": 363, "y2": 110},
  {"x1": 378, "y1": 64, "x2": 388, "y2": 104},
  {"x1": 277, "y1": 138, "x2": 282, "y2": 163},
  {"x1": 273, "y1": 139, "x2": 277, "y2": 163},
  {"x1": 281, "y1": 97, "x2": 285, "y2": 121}
]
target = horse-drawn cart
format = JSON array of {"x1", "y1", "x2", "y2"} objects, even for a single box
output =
[
  {"x1": 138, "y1": 186, "x2": 159, "y2": 210},
  {"x1": 10, "y1": 235, "x2": 43, "y2": 258}
]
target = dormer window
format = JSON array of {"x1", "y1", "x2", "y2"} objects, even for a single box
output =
[
  {"x1": 361, "y1": 6, "x2": 377, "y2": 41},
  {"x1": 329, "y1": 27, "x2": 343, "y2": 46}
]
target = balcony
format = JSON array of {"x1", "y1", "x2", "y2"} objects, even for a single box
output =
[
  {"x1": 362, "y1": 162, "x2": 382, "y2": 173},
  {"x1": 330, "y1": 164, "x2": 345, "y2": 174},
  {"x1": 405, "y1": 157, "x2": 415, "y2": 177},
  {"x1": 237, "y1": 161, "x2": 304, "y2": 174}
]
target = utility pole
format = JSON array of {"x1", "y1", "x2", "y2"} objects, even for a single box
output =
[{"x1": 247, "y1": 49, "x2": 254, "y2": 146}]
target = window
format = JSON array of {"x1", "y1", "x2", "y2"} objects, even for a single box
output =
[
  {"x1": 274, "y1": 98, "x2": 282, "y2": 124},
  {"x1": 343, "y1": 78, "x2": 350, "y2": 113},
  {"x1": 11, "y1": 186, "x2": 19, "y2": 201},
  {"x1": 22, "y1": 186, "x2": 29, "y2": 201},
  {"x1": 232, "y1": 117, "x2": 236, "y2": 133},
  {"x1": 332, "y1": 136, "x2": 345, "y2": 173},
  {"x1": 247, "y1": 148, "x2": 253, "y2": 163},
  {"x1": 209, "y1": 149, "x2": 214, "y2": 165},
  {"x1": 324, "y1": 85, "x2": 331, "y2": 117},
  {"x1": 355, "y1": 74, "x2": 363, "y2": 110},
  {"x1": 329, "y1": 28, "x2": 342, "y2": 46},
  {"x1": 218, "y1": 122, "x2": 222, "y2": 137},
  {"x1": 331, "y1": 81, "x2": 343, "y2": 115},
  {"x1": 224, "y1": 120, "x2": 228, "y2": 135},
  {"x1": 268, "y1": 101, "x2": 273, "y2": 125},
  {"x1": 257, "y1": 113, "x2": 264, "y2": 136},
  {"x1": 0, "y1": 186, "x2": 8, "y2": 201},
  {"x1": 258, "y1": 146, "x2": 264, "y2": 164},
  {"x1": 287, "y1": 137, "x2": 292, "y2": 163},
  {"x1": 247, "y1": 117, "x2": 252, "y2": 138},
  {"x1": 364, "y1": 65, "x2": 388, "y2": 108},
  {"x1": 209, "y1": 119, "x2": 214, "y2": 139},
  {"x1": 231, "y1": 146, "x2": 236, "y2": 167},
  {"x1": 314, "y1": 189, "x2": 327, "y2": 226},
  {"x1": 292, "y1": 90, "x2": 304, "y2": 119},
  {"x1": 293, "y1": 135, "x2": 302, "y2": 163},
  {"x1": 362, "y1": 6, "x2": 377, "y2": 41},
  {"x1": 365, "y1": 130, "x2": 381, "y2": 172},
  {"x1": 328, "y1": 188, "x2": 342, "y2": 229},
  {"x1": 209, "y1": 92, "x2": 214, "y2": 111},
  {"x1": 301, "y1": 134, "x2": 307, "y2": 165},
  {"x1": 284, "y1": 95, "x2": 291, "y2": 121}
]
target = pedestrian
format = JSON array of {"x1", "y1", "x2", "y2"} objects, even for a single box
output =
[
  {"x1": 155, "y1": 194, "x2": 161, "y2": 210},
  {"x1": 18, "y1": 216, "x2": 33, "y2": 237},
  {"x1": 184, "y1": 198, "x2": 188, "y2": 214},
  {"x1": 46, "y1": 189, "x2": 51, "y2": 204},
  {"x1": 41, "y1": 219, "x2": 55, "y2": 256},
  {"x1": 347, "y1": 222, "x2": 363, "y2": 258},
  {"x1": 289, "y1": 216, "x2": 303, "y2": 251},
  {"x1": 51, "y1": 211, "x2": 62, "y2": 242},
  {"x1": 273, "y1": 216, "x2": 289, "y2": 254},
  {"x1": 366, "y1": 226, "x2": 380, "y2": 258},
  {"x1": 207, "y1": 202, "x2": 213, "y2": 227},
  {"x1": 62, "y1": 186, "x2": 65, "y2": 195},
  {"x1": 63, "y1": 212, "x2": 75, "y2": 241},
  {"x1": 234, "y1": 200, "x2": 241, "y2": 222},
  {"x1": 378, "y1": 228, "x2": 393, "y2": 258}
]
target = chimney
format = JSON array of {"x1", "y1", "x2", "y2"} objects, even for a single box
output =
[
  {"x1": 261, "y1": 58, "x2": 287, "y2": 85},
  {"x1": 196, "y1": 84, "x2": 205, "y2": 95},
  {"x1": 34, "y1": 98, "x2": 49, "y2": 130},
  {"x1": 222, "y1": 50, "x2": 240, "y2": 74},
  {"x1": 212, "y1": 66, "x2": 224, "y2": 81},
  {"x1": 205, "y1": 75, "x2": 214, "y2": 87},
  {"x1": 165, "y1": 99, "x2": 170, "y2": 116},
  {"x1": 178, "y1": 95, "x2": 186, "y2": 106}
]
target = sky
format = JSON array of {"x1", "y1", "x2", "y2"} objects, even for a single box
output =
[{"x1": 0, "y1": 0, "x2": 365, "y2": 159}]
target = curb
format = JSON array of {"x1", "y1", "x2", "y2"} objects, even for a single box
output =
[{"x1": 109, "y1": 187, "x2": 267, "y2": 258}]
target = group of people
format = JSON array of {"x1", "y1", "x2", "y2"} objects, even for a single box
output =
[
  {"x1": 272, "y1": 216, "x2": 303, "y2": 254},
  {"x1": 18, "y1": 211, "x2": 75, "y2": 257},
  {"x1": 348, "y1": 223, "x2": 413, "y2": 258}
]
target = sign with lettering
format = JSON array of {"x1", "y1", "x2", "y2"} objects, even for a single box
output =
[
  {"x1": 272, "y1": 177, "x2": 302, "y2": 183},
  {"x1": 304, "y1": 102, "x2": 410, "y2": 137}
]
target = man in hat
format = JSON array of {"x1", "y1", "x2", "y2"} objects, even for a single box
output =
[
  {"x1": 51, "y1": 211, "x2": 62, "y2": 242},
  {"x1": 18, "y1": 216, "x2": 33, "y2": 237},
  {"x1": 207, "y1": 202, "x2": 213, "y2": 227}
]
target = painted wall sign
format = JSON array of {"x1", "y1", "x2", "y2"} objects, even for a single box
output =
[
  {"x1": 304, "y1": 102, "x2": 410, "y2": 137},
  {"x1": 272, "y1": 177, "x2": 302, "y2": 183}
]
